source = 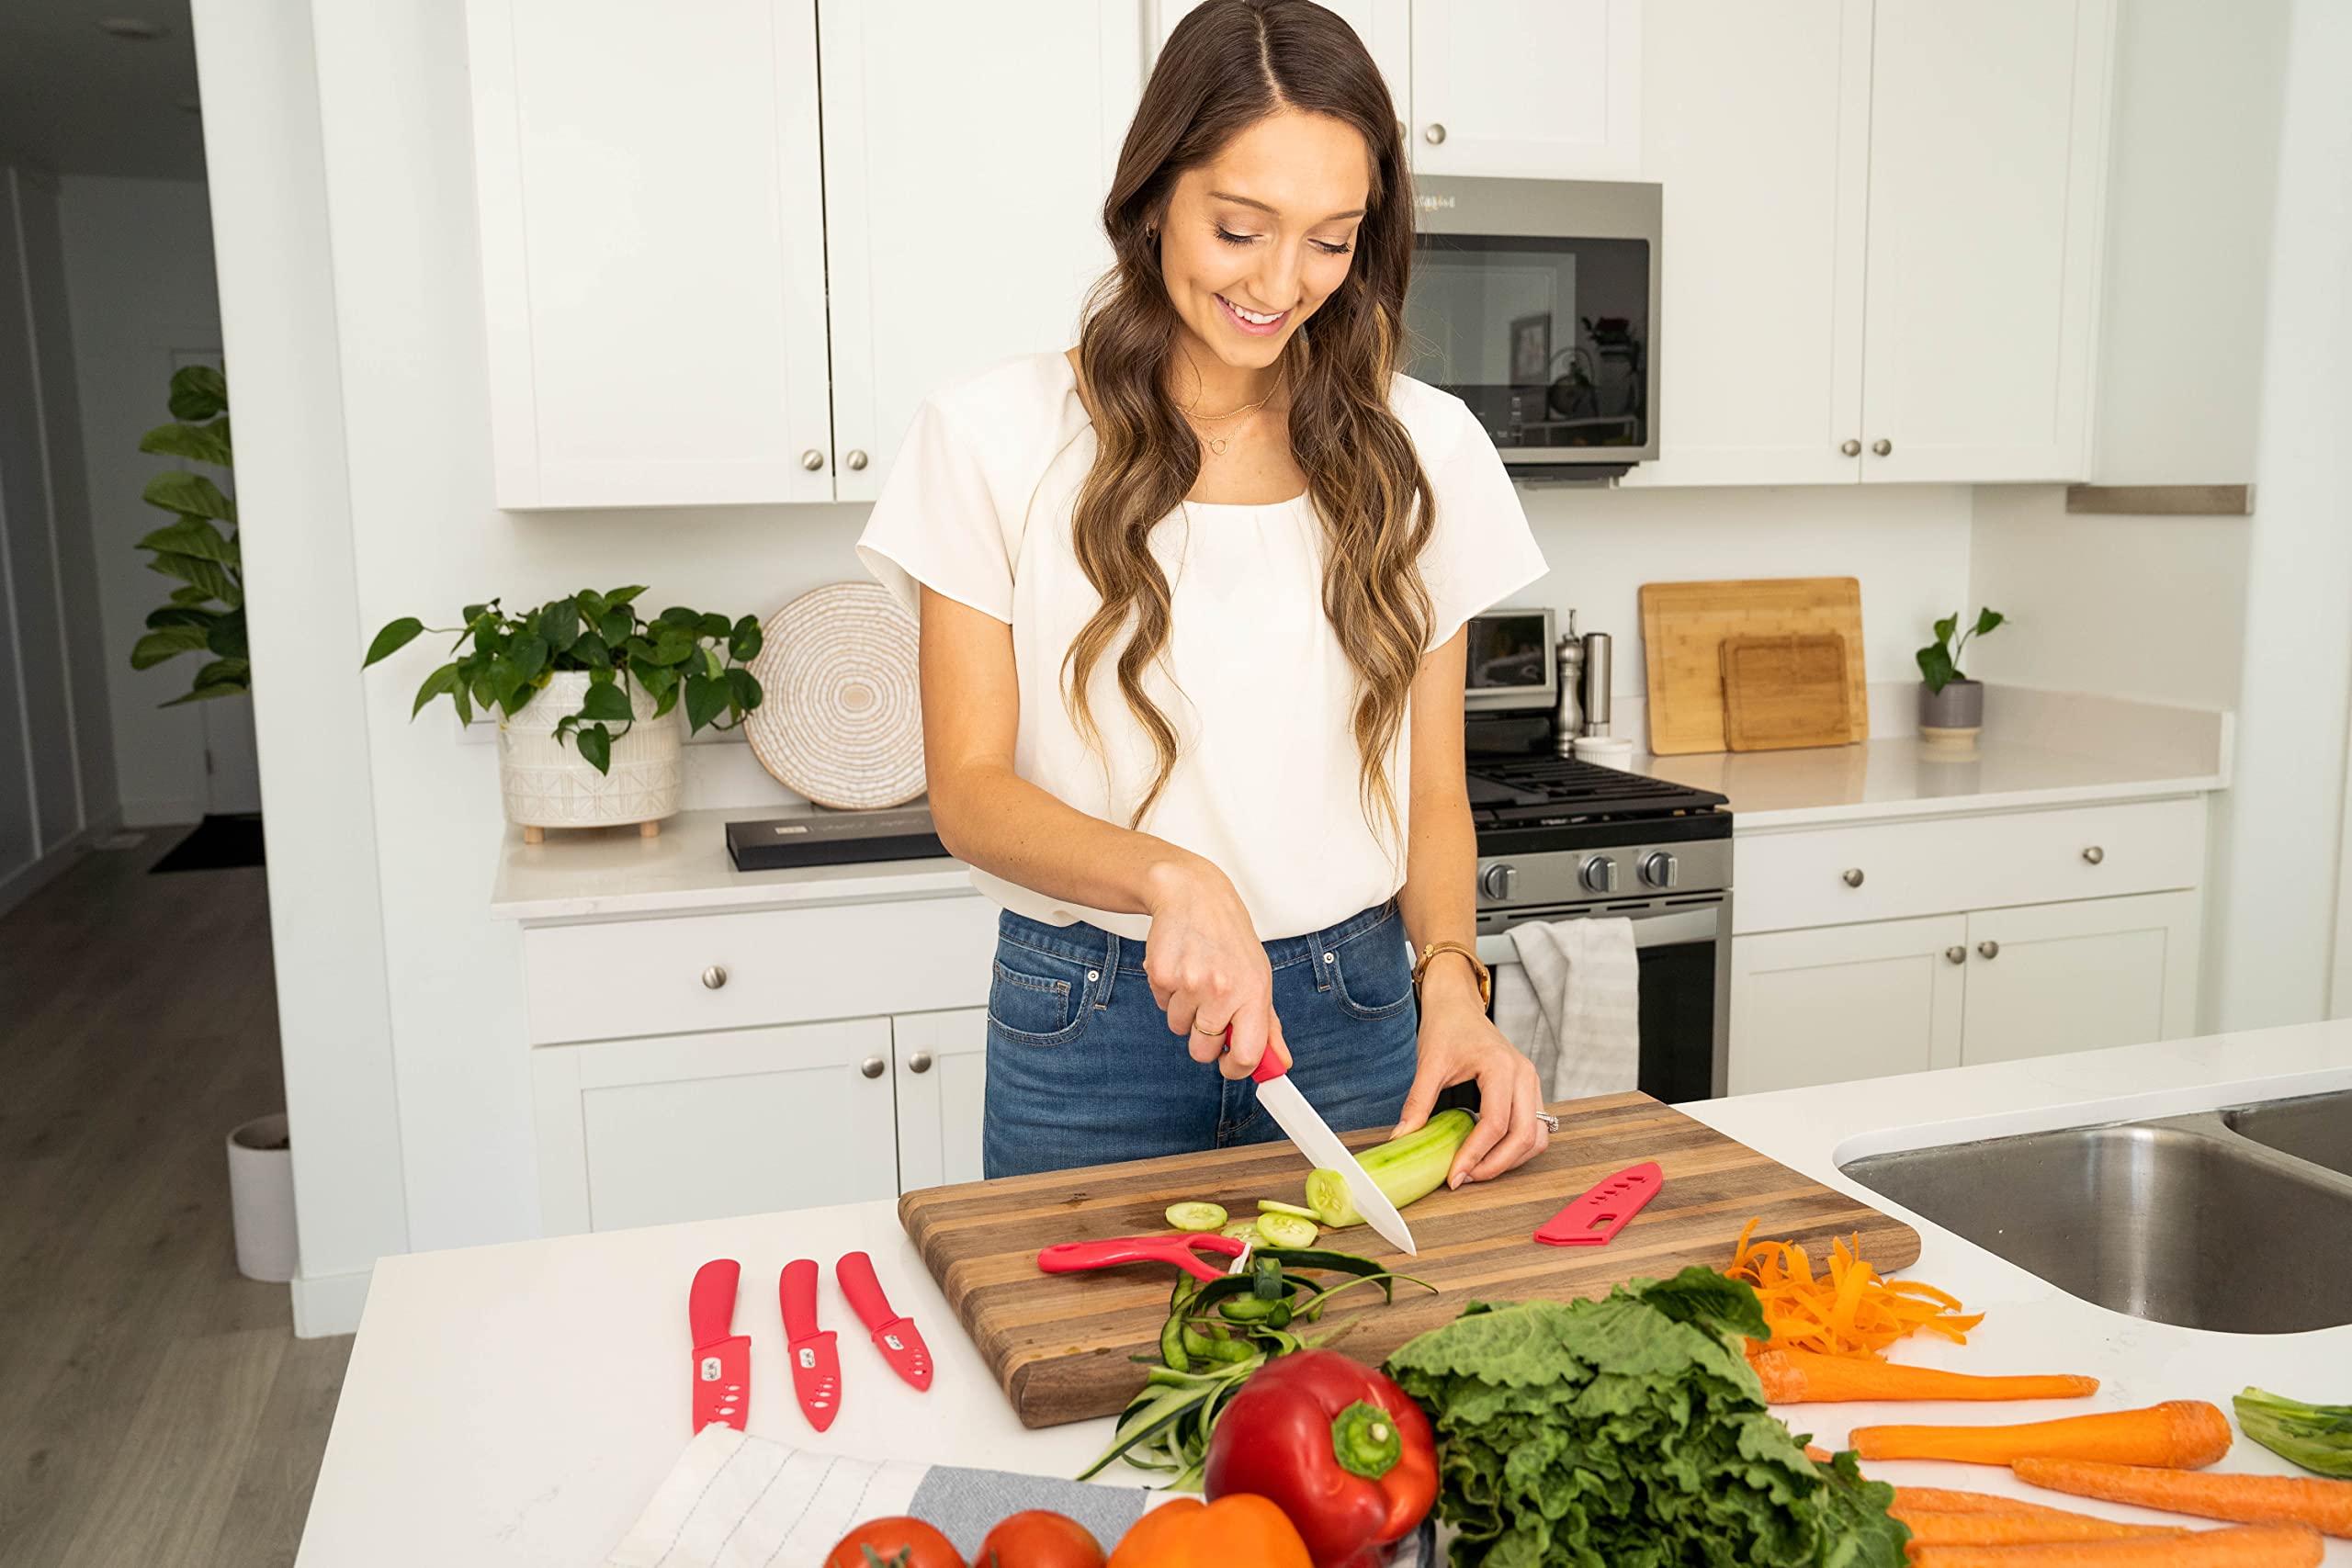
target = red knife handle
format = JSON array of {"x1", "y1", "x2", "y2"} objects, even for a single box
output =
[
  {"x1": 1036, "y1": 1233, "x2": 1247, "y2": 1283},
  {"x1": 779, "y1": 1258, "x2": 821, "y2": 1341},
  {"x1": 690, "y1": 1258, "x2": 741, "y2": 1346},
  {"x1": 836, "y1": 1251, "x2": 896, "y2": 1336}
]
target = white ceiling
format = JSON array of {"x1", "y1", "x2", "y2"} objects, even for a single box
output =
[{"x1": 0, "y1": 0, "x2": 207, "y2": 181}]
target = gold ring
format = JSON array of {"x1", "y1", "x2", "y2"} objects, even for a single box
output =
[{"x1": 1193, "y1": 1021, "x2": 1229, "y2": 1038}]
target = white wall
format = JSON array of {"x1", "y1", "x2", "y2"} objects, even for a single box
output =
[
  {"x1": 55, "y1": 175, "x2": 232, "y2": 827},
  {"x1": 2200, "y1": 0, "x2": 2352, "y2": 1032}
]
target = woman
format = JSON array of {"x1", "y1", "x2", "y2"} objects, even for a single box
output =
[{"x1": 856, "y1": 0, "x2": 1551, "y2": 1185}]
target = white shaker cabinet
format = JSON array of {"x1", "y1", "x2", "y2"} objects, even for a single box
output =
[
  {"x1": 890, "y1": 1008, "x2": 990, "y2": 1190},
  {"x1": 1409, "y1": 1, "x2": 1641, "y2": 179},
  {"x1": 820, "y1": 0, "x2": 1141, "y2": 502},
  {"x1": 466, "y1": 0, "x2": 834, "y2": 508},
  {"x1": 1854, "y1": 0, "x2": 2113, "y2": 483},
  {"x1": 1729, "y1": 914, "x2": 1965, "y2": 1095},
  {"x1": 1958, "y1": 891, "x2": 2199, "y2": 1067}
]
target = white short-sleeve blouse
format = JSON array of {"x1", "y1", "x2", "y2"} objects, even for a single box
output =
[{"x1": 855, "y1": 351, "x2": 1547, "y2": 942}]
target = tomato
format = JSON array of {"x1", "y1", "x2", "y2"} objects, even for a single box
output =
[
  {"x1": 974, "y1": 1510, "x2": 1107, "y2": 1568},
  {"x1": 821, "y1": 1516, "x2": 963, "y2": 1568}
]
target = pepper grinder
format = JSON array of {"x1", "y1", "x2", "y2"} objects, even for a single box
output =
[
  {"x1": 1552, "y1": 610, "x2": 1583, "y2": 757},
  {"x1": 1580, "y1": 631, "x2": 1614, "y2": 738}
]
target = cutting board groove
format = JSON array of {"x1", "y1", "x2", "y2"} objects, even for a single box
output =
[
  {"x1": 899, "y1": 1093, "x2": 1919, "y2": 1427},
  {"x1": 1641, "y1": 577, "x2": 1869, "y2": 755},
  {"x1": 1721, "y1": 632, "x2": 1858, "y2": 751}
]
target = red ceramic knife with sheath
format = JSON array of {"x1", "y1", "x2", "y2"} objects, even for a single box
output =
[
  {"x1": 779, "y1": 1258, "x2": 842, "y2": 1431},
  {"x1": 688, "y1": 1259, "x2": 750, "y2": 1432},
  {"x1": 836, "y1": 1251, "x2": 933, "y2": 1392}
]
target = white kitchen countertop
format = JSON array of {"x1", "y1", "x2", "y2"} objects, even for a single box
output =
[{"x1": 298, "y1": 1023, "x2": 2352, "y2": 1566}]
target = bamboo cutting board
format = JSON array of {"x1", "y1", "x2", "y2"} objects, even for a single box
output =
[
  {"x1": 1640, "y1": 577, "x2": 1869, "y2": 754},
  {"x1": 1721, "y1": 633, "x2": 1858, "y2": 751},
  {"x1": 899, "y1": 1093, "x2": 1918, "y2": 1428}
]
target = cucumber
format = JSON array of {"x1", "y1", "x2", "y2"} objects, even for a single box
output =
[
  {"x1": 1219, "y1": 1218, "x2": 1262, "y2": 1241},
  {"x1": 1164, "y1": 1201, "x2": 1227, "y2": 1232},
  {"x1": 1256, "y1": 1200, "x2": 1319, "y2": 1219},
  {"x1": 1253, "y1": 1212, "x2": 1319, "y2": 1249},
  {"x1": 1304, "y1": 1108, "x2": 1477, "y2": 1228}
]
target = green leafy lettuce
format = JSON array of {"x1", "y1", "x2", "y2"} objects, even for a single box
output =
[{"x1": 1383, "y1": 1268, "x2": 1909, "y2": 1568}]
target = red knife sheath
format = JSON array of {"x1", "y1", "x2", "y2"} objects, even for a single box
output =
[
  {"x1": 779, "y1": 1258, "x2": 842, "y2": 1431},
  {"x1": 688, "y1": 1258, "x2": 750, "y2": 1432},
  {"x1": 1534, "y1": 1160, "x2": 1664, "y2": 1247},
  {"x1": 837, "y1": 1251, "x2": 933, "y2": 1393}
]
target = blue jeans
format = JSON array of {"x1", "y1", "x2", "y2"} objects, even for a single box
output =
[{"x1": 980, "y1": 898, "x2": 1423, "y2": 1179}]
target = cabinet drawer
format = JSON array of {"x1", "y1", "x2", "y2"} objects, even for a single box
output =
[
  {"x1": 521, "y1": 895, "x2": 1000, "y2": 1044},
  {"x1": 1734, "y1": 798, "x2": 2205, "y2": 934}
]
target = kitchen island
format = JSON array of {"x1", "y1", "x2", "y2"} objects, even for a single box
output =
[{"x1": 295, "y1": 1023, "x2": 2352, "y2": 1566}]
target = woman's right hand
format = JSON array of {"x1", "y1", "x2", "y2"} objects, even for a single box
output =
[{"x1": 1142, "y1": 856, "x2": 1290, "y2": 1080}]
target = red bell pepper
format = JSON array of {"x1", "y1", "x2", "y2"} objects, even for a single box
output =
[{"x1": 1202, "y1": 1349, "x2": 1438, "y2": 1568}]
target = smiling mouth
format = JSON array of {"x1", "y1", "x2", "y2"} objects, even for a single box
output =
[{"x1": 1217, "y1": 294, "x2": 1289, "y2": 331}]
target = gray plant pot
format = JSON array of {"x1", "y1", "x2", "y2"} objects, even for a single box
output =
[{"x1": 1917, "y1": 678, "x2": 1984, "y2": 746}]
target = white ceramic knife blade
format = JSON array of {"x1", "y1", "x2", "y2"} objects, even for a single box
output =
[{"x1": 1254, "y1": 1072, "x2": 1418, "y2": 1256}]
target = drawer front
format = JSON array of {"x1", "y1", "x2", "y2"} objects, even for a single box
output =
[
  {"x1": 1735, "y1": 797, "x2": 2206, "y2": 934},
  {"x1": 523, "y1": 895, "x2": 1000, "y2": 1044}
]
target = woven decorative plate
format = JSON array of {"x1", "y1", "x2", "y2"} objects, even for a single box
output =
[{"x1": 743, "y1": 581, "x2": 925, "y2": 808}]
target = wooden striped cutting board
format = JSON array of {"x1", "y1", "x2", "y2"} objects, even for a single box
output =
[{"x1": 898, "y1": 1093, "x2": 1919, "y2": 1428}]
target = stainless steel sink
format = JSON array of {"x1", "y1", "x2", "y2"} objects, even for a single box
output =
[
  {"x1": 2224, "y1": 1089, "x2": 2352, "y2": 1180},
  {"x1": 1840, "y1": 1103, "x2": 2352, "y2": 1334}
]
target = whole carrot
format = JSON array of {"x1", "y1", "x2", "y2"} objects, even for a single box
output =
[
  {"x1": 1852, "y1": 1402, "x2": 2233, "y2": 1470},
  {"x1": 2012, "y1": 1459, "x2": 2352, "y2": 1539},
  {"x1": 1907, "y1": 1524, "x2": 2324, "y2": 1566},
  {"x1": 1894, "y1": 1510, "x2": 2186, "y2": 1547},
  {"x1": 1752, "y1": 1347, "x2": 2100, "y2": 1404},
  {"x1": 1895, "y1": 1488, "x2": 2099, "y2": 1518}
]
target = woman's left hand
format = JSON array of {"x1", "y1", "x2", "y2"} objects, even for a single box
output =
[{"x1": 1391, "y1": 968, "x2": 1549, "y2": 1186}]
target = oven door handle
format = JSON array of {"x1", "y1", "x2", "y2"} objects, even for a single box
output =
[{"x1": 1477, "y1": 907, "x2": 1722, "y2": 966}]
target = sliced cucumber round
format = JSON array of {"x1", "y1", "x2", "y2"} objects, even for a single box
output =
[
  {"x1": 1254, "y1": 1212, "x2": 1319, "y2": 1249},
  {"x1": 1164, "y1": 1201, "x2": 1228, "y2": 1233},
  {"x1": 1219, "y1": 1218, "x2": 1262, "y2": 1241},
  {"x1": 1256, "y1": 1199, "x2": 1320, "y2": 1220}
]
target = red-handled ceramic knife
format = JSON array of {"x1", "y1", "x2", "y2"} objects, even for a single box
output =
[
  {"x1": 688, "y1": 1258, "x2": 750, "y2": 1432},
  {"x1": 778, "y1": 1258, "x2": 842, "y2": 1431},
  {"x1": 836, "y1": 1251, "x2": 933, "y2": 1393}
]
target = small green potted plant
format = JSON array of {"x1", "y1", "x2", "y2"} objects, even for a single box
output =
[
  {"x1": 1916, "y1": 607, "x2": 2005, "y2": 748},
  {"x1": 365, "y1": 588, "x2": 764, "y2": 840}
]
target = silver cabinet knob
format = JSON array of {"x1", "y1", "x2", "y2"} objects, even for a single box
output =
[
  {"x1": 908, "y1": 1051, "x2": 934, "y2": 1075},
  {"x1": 1423, "y1": 122, "x2": 1447, "y2": 145},
  {"x1": 1977, "y1": 940, "x2": 2000, "y2": 960},
  {"x1": 800, "y1": 448, "x2": 825, "y2": 471},
  {"x1": 1871, "y1": 437, "x2": 1893, "y2": 457},
  {"x1": 1840, "y1": 438, "x2": 1861, "y2": 457},
  {"x1": 1578, "y1": 855, "x2": 1620, "y2": 894},
  {"x1": 844, "y1": 449, "x2": 868, "y2": 471},
  {"x1": 1640, "y1": 851, "x2": 1679, "y2": 889},
  {"x1": 859, "y1": 1055, "x2": 886, "y2": 1079},
  {"x1": 1477, "y1": 863, "x2": 1518, "y2": 900},
  {"x1": 1842, "y1": 867, "x2": 1866, "y2": 887},
  {"x1": 1945, "y1": 945, "x2": 1966, "y2": 964},
  {"x1": 2082, "y1": 845, "x2": 2105, "y2": 864},
  {"x1": 700, "y1": 964, "x2": 727, "y2": 990}
]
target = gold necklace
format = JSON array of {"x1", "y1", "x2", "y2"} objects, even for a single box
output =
[{"x1": 1179, "y1": 379, "x2": 1280, "y2": 457}]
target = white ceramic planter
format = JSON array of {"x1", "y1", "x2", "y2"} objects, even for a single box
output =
[{"x1": 500, "y1": 670, "x2": 682, "y2": 835}]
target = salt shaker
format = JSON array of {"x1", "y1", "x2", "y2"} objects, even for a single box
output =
[{"x1": 1553, "y1": 610, "x2": 1583, "y2": 756}]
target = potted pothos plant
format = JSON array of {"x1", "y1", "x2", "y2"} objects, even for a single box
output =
[
  {"x1": 1916, "y1": 607, "x2": 2005, "y2": 747},
  {"x1": 364, "y1": 588, "x2": 765, "y2": 840}
]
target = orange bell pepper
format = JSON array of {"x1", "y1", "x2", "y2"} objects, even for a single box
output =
[{"x1": 1107, "y1": 1495, "x2": 1314, "y2": 1567}]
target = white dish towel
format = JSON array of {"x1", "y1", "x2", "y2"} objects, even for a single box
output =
[{"x1": 1499, "y1": 917, "x2": 1642, "y2": 1100}]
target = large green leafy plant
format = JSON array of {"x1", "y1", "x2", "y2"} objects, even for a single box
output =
[
  {"x1": 130, "y1": 366, "x2": 248, "y2": 705},
  {"x1": 1916, "y1": 608, "x2": 2006, "y2": 694},
  {"x1": 363, "y1": 589, "x2": 764, "y2": 773}
]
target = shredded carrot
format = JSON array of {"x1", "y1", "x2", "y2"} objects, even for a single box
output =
[{"x1": 1728, "y1": 1219, "x2": 1985, "y2": 1359}]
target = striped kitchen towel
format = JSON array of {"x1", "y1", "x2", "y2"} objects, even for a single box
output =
[{"x1": 1510, "y1": 915, "x2": 1642, "y2": 1100}]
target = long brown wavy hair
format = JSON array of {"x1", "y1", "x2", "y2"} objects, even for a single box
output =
[{"x1": 1065, "y1": 0, "x2": 1432, "y2": 856}]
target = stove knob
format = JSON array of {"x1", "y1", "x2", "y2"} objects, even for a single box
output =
[
  {"x1": 1478, "y1": 863, "x2": 1520, "y2": 900},
  {"x1": 1578, "y1": 855, "x2": 1620, "y2": 894},
  {"x1": 1640, "y1": 852, "x2": 1679, "y2": 889}
]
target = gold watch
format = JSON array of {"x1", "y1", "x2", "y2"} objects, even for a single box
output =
[{"x1": 1412, "y1": 940, "x2": 1492, "y2": 1008}]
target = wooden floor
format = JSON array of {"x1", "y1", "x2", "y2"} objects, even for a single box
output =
[{"x1": 1, "y1": 831, "x2": 352, "y2": 1568}]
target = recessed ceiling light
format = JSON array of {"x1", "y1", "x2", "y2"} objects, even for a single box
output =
[{"x1": 97, "y1": 17, "x2": 169, "y2": 40}]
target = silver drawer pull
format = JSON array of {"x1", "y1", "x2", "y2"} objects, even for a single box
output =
[
  {"x1": 800, "y1": 448, "x2": 825, "y2": 471},
  {"x1": 1945, "y1": 945, "x2": 1966, "y2": 964},
  {"x1": 1977, "y1": 940, "x2": 2000, "y2": 960},
  {"x1": 1841, "y1": 867, "x2": 1865, "y2": 888},
  {"x1": 2082, "y1": 845, "x2": 2105, "y2": 865},
  {"x1": 909, "y1": 1051, "x2": 934, "y2": 1075},
  {"x1": 700, "y1": 965, "x2": 727, "y2": 990},
  {"x1": 860, "y1": 1055, "x2": 886, "y2": 1079}
]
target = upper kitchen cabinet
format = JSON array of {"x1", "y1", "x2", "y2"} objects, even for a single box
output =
[
  {"x1": 1628, "y1": 0, "x2": 2112, "y2": 489},
  {"x1": 1150, "y1": 0, "x2": 1408, "y2": 120},
  {"x1": 820, "y1": 0, "x2": 1140, "y2": 502},
  {"x1": 1858, "y1": 0, "x2": 2114, "y2": 483},
  {"x1": 465, "y1": 0, "x2": 834, "y2": 508},
  {"x1": 464, "y1": 0, "x2": 1136, "y2": 509},
  {"x1": 1411, "y1": 1, "x2": 1641, "y2": 178}
]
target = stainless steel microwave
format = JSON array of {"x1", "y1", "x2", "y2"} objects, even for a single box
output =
[{"x1": 1404, "y1": 176, "x2": 1661, "y2": 482}]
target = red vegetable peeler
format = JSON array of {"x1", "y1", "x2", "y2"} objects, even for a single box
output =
[{"x1": 1036, "y1": 1231, "x2": 1256, "y2": 1284}]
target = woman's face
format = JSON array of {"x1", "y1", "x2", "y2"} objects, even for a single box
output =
[{"x1": 1157, "y1": 109, "x2": 1371, "y2": 378}]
